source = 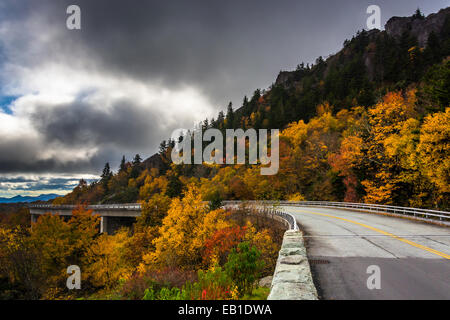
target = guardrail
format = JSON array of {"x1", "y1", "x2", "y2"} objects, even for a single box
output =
[
  {"x1": 30, "y1": 201, "x2": 450, "y2": 222},
  {"x1": 223, "y1": 200, "x2": 450, "y2": 222},
  {"x1": 29, "y1": 203, "x2": 141, "y2": 210},
  {"x1": 223, "y1": 202, "x2": 299, "y2": 231}
]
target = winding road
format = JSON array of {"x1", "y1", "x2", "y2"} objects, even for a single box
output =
[{"x1": 282, "y1": 206, "x2": 450, "y2": 300}]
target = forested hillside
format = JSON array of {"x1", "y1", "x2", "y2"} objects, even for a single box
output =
[{"x1": 55, "y1": 7, "x2": 449, "y2": 209}]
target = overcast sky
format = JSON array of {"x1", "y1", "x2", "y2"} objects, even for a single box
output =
[{"x1": 0, "y1": 0, "x2": 447, "y2": 197}]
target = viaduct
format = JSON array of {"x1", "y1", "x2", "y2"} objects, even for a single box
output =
[
  {"x1": 29, "y1": 201, "x2": 450, "y2": 299},
  {"x1": 29, "y1": 204, "x2": 141, "y2": 234}
]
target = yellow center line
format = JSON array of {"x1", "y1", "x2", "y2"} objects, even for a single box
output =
[{"x1": 292, "y1": 208, "x2": 450, "y2": 260}]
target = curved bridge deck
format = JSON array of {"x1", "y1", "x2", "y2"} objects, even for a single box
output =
[
  {"x1": 29, "y1": 202, "x2": 450, "y2": 299},
  {"x1": 284, "y1": 206, "x2": 450, "y2": 299}
]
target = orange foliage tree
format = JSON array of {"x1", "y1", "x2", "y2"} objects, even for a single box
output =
[{"x1": 139, "y1": 185, "x2": 232, "y2": 271}]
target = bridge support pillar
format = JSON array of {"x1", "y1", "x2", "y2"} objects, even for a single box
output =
[
  {"x1": 30, "y1": 214, "x2": 38, "y2": 224},
  {"x1": 100, "y1": 216, "x2": 108, "y2": 234}
]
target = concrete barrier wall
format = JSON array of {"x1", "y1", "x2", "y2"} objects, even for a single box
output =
[
  {"x1": 267, "y1": 230, "x2": 318, "y2": 300},
  {"x1": 225, "y1": 203, "x2": 318, "y2": 299}
]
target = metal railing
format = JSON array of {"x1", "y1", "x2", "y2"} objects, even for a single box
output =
[
  {"x1": 29, "y1": 203, "x2": 142, "y2": 210},
  {"x1": 223, "y1": 200, "x2": 450, "y2": 222},
  {"x1": 30, "y1": 200, "x2": 450, "y2": 222},
  {"x1": 223, "y1": 202, "x2": 299, "y2": 231}
]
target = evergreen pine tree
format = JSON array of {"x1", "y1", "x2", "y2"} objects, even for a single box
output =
[
  {"x1": 101, "y1": 162, "x2": 113, "y2": 192},
  {"x1": 119, "y1": 155, "x2": 126, "y2": 172},
  {"x1": 130, "y1": 154, "x2": 142, "y2": 179},
  {"x1": 159, "y1": 141, "x2": 168, "y2": 154},
  {"x1": 133, "y1": 154, "x2": 142, "y2": 165},
  {"x1": 226, "y1": 102, "x2": 234, "y2": 129},
  {"x1": 217, "y1": 111, "x2": 225, "y2": 130}
]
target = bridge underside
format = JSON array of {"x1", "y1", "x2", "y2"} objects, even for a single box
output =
[{"x1": 29, "y1": 209, "x2": 138, "y2": 235}]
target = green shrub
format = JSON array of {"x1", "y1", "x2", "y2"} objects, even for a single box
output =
[
  {"x1": 224, "y1": 241, "x2": 264, "y2": 295},
  {"x1": 182, "y1": 267, "x2": 234, "y2": 300},
  {"x1": 207, "y1": 190, "x2": 223, "y2": 210},
  {"x1": 242, "y1": 287, "x2": 270, "y2": 300},
  {"x1": 142, "y1": 286, "x2": 185, "y2": 300}
]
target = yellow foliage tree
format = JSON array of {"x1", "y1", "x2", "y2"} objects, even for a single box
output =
[
  {"x1": 0, "y1": 226, "x2": 44, "y2": 298},
  {"x1": 139, "y1": 185, "x2": 232, "y2": 271},
  {"x1": 29, "y1": 206, "x2": 99, "y2": 290},
  {"x1": 287, "y1": 193, "x2": 305, "y2": 201},
  {"x1": 139, "y1": 175, "x2": 168, "y2": 200},
  {"x1": 84, "y1": 229, "x2": 133, "y2": 289},
  {"x1": 362, "y1": 90, "x2": 418, "y2": 204},
  {"x1": 29, "y1": 214, "x2": 72, "y2": 281},
  {"x1": 243, "y1": 221, "x2": 279, "y2": 275},
  {"x1": 417, "y1": 108, "x2": 450, "y2": 197},
  {"x1": 137, "y1": 193, "x2": 171, "y2": 227}
]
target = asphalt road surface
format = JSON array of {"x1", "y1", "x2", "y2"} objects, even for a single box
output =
[{"x1": 282, "y1": 206, "x2": 450, "y2": 300}]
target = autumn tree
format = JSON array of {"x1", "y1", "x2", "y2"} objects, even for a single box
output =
[
  {"x1": 139, "y1": 174, "x2": 168, "y2": 200},
  {"x1": 202, "y1": 226, "x2": 246, "y2": 266},
  {"x1": 361, "y1": 90, "x2": 418, "y2": 204},
  {"x1": 137, "y1": 193, "x2": 171, "y2": 228},
  {"x1": 29, "y1": 206, "x2": 99, "y2": 292},
  {"x1": 139, "y1": 185, "x2": 232, "y2": 271},
  {"x1": 29, "y1": 214, "x2": 72, "y2": 283},
  {"x1": 417, "y1": 108, "x2": 450, "y2": 207},
  {"x1": 0, "y1": 227, "x2": 44, "y2": 299},
  {"x1": 243, "y1": 222, "x2": 279, "y2": 275},
  {"x1": 84, "y1": 229, "x2": 133, "y2": 289}
]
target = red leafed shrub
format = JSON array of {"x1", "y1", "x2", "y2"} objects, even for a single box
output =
[{"x1": 202, "y1": 226, "x2": 246, "y2": 266}]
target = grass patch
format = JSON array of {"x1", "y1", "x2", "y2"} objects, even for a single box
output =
[{"x1": 241, "y1": 287, "x2": 270, "y2": 300}]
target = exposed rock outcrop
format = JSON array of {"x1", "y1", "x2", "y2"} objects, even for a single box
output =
[
  {"x1": 385, "y1": 7, "x2": 450, "y2": 47},
  {"x1": 142, "y1": 153, "x2": 166, "y2": 171},
  {"x1": 275, "y1": 71, "x2": 294, "y2": 87},
  {"x1": 258, "y1": 276, "x2": 273, "y2": 288}
]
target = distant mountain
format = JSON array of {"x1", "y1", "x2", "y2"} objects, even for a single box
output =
[{"x1": 0, "y1": 194, "x2": 60, "y2": 203}]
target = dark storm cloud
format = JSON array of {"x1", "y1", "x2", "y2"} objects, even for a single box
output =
[
  {"x1": 57, "y1": 0, "x2": 360, "y2": 105},
  {"x1": 31, "y1": 99, "x2": 161, "y2": 147},
  {"x1": 0, "y1": 153, "x2": 95, "y2": 174},
  {"x1": 4, "y1": 0, "x2": 371, "y2": 105},
  {"x1": 17, "y1": 0, "x2": 447, "y2": 105},
  {"x1": 0, "y1": 137, "x2": 155, "y2": 174}
]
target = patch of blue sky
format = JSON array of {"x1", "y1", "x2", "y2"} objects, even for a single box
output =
[{"x1": 0, "y1": 95, "x2": 18, "y2": 114}]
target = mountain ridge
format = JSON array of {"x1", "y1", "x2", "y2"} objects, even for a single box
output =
[
  {"x1": 53, "y1": 6, "x2": 450, "y2": 209},
  {"x1": 0, "y1": 193, "x2": 60, "y2": 203},
  {"x1": 138, "y1": 6, "x2": 449, "y2": 180}
]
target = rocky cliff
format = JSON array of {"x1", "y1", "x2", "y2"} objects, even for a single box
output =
[{"x1": 385, "y1": 7, "x2": 450, "y2": 47}]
